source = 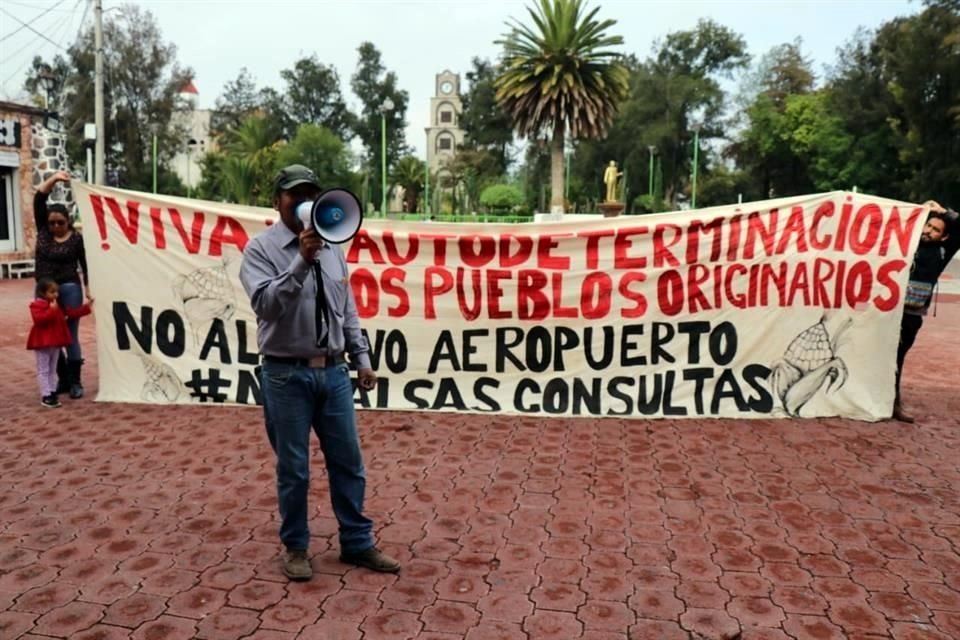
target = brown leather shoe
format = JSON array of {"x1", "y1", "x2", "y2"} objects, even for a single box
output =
[
  {"x1": 340, "y1": 547, "x2": 401, "y2": 573},
  {"x1": 893, "y1": 402, "x2": 915, "y2": 424},
  {"x1": 282, "y1": 549, "x2": 313, "y2": 581}
]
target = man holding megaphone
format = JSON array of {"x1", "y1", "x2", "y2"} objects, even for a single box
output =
[{"x1": 239, "y1": 164, "x2": 400, "y2": 579}]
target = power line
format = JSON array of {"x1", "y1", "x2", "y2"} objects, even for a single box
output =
[
  {"x1": 0, "y1": 0, "x2": 80, "y2": 96},
  {"x1": 4, "y1": 0, "x2": 74, "y2": 10},
  {"x1": 2, "y1": 0, "x2": 77, "y2": 60},
  {"x1": 0, "y1": 5, "x2": 69, "y2": 50},
  {"x1": 74, "y1": 0, "x2": 90, "y2": 48},
  {"x1": 0, "y1": 0, "x2": 67, "y2": 44}
]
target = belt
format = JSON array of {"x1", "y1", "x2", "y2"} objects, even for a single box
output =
[{"x1": 262, "y1": 354, "x2": 346, "y2": 368}]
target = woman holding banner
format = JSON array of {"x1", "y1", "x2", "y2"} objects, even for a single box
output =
[{"x1": 33, "y1": 171, "x2": 91, "y2": 399}]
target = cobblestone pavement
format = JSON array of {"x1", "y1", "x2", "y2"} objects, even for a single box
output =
[
  {"x1": 933, "y1": 256, "x2": 960, "y2": 295},
  {"x1": 1, "y1": 278, "x2": 958, "y2": 639}
]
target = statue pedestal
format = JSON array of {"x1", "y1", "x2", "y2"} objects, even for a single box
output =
[{"x1": 598, "y1": 201, "x2": 625, "y2": 218}]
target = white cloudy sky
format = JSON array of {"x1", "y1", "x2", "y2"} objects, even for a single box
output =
[{"x1": 1, "y1": 0, "x2": 918, "y2": 157}]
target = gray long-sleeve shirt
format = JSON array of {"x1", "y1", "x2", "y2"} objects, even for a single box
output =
[{"x1": 239, "y1": 220, "x2": 371, "y2": 369}]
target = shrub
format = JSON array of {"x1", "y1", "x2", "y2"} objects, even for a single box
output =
[{"x1": 480, "y1": 184, "x2": 525, "y2": 213}]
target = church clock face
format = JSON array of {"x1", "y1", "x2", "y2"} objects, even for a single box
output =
[{"x1": 440, "y1": 80, "x2": 453, "y2": 95}]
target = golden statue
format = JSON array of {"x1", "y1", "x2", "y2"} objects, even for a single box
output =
[{"x1": 603, "y1": 160, "x2": 623, "y2": 203}]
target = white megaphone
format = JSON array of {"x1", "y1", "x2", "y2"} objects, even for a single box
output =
[{"x1": 295, "y1": 188, "x2": 363, "y2": 244}]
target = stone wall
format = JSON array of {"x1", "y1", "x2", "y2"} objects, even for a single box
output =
[
  {"x1": 0, "y1": 105, "x2": 73, "y2": 260},
  {"x1": 31, "y1": 121, "x2": 74, "y2": 214},
  {"x1": 21, "y1": 121, "x2": 73, "y2": 259}
]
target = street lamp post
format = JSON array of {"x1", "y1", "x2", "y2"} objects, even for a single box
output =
[
  {"x1": 653, "y1": 155, "x2": 662, "y2": 212},
  {"x1": 149, "y1": 124, "x2": 159, "y2": 194},
  {"x1": 691, "y1": 124, "x2": 701, "y2": 210},
  {"x1": 38, "y1": 66, "x2": 61, "y2": 131},
  {"x1": 379, "y1": 98, "x2": 394, "y2": 215},
  {"x1": 186, "y1": 138, "x2": 197, "y2": 198},
  {"x1": 424, "y1": 161, "x2": 430, "y2": 215},
  {"x1": 38, "y1": 66, "x2": 56, "y2": 111},
  {"x1": 622, "y1": 166, "x2": 629, "y2": 213},
  {"x1": 83, "y1": 123, "x2": 96, "y2": 183},
  {"x1": 647, "y1": 145, "x2": 656, "y2": 199}
]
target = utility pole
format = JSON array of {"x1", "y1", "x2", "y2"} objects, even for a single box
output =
[
  {"x1": 423, "y1": 160, "x2": 430, "y2": 216},
  {"x1": 379, "y1": 98, "x2": 394, "y2": 215},
  {"x1": 691, "y1": 124, "x2": 701, "y2": 210},
  {"x1": 647, "y1": 146, "x2": 655, "y2": 199},
  {"x1": 94, "y1": 0, "x2": 105, "y2": 185}
]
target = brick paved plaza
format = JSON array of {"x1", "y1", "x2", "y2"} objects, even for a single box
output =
[{"x1": 1, "y1": 276, "x2": 958, "y2": 639}]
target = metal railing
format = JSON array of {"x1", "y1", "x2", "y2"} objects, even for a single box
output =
[{"x1": 371, "y1": 212, "x2": 536, "y2": 224}]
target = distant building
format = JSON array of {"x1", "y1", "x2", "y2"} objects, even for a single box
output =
[
  {"x1": 0, "y1": 100, "x2": 71, "y2": 271},
  {"x1": 170, "y1": 80, "x2": 213, "y2": 192},
  {"x1": 425, "y1": 70, "x2": 465, "y2": 175}
]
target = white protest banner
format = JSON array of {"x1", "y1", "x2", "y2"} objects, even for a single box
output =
[{"x1": 74, "y1": 185, "x2": 925, "y2": 420}]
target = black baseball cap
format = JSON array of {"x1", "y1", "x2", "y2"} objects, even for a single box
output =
[{"x1": 273, "y1": 164, "x2": 321, "y2": 195}]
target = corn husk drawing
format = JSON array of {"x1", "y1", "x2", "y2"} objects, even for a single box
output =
[
  {"x1": 137, "y1": 352, "x2": 183, "y2": 403},
  {"x1": 771, "y1": 315, "x2": 852, "y2": 417},
  {"x1": 173, "y1": 260, "x2": 237, "y2": 346}
]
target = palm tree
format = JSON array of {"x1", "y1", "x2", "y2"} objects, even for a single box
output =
[
  {"x1": 222, "y1": 114, "x2": 283, "y2": 204},
  {"x1": 494, "y1": 0, "x2": 628, "y2": 213},
  {"x1": 221, "y1": 156, "x2": 256, "y2": 205},
  {"x1": 394, "y1": 156, "x2": 426, "y2": 213}
]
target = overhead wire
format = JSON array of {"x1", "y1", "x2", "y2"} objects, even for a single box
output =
[
  {"x1": 73, "y1": 0, "x2": 90, "y2": 47},
  {"x1": 0, "y1": 6, "x2": 68, "y2": 50},
  {"x1": 0, "y1": 0, "x2": 68, "y2": 44},
  {"x1": 57, "y1": 0, "x2": 102, "y2": 135},
  {"x1": 0, "y1": 0, "x2": 81, "y2": 97},
  {"x1": 1, "y1": 0, "x2": 79, "y2": 60},
  {"x1": 4, "y1": 0, "x2": 74, "y2": 8}
]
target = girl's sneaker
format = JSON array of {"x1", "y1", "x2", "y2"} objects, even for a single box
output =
[{"x1": 41, "y1": 394, "x2": 61, "y2": 408}]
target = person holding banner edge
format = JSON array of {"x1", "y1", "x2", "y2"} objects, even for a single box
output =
[
  {"x1": 894, "y1": 200, "x2": 959, "y2": 423},
  {"x1": 33, "y1": 170, "x2": 91, "y2": 400},
  {"x1": 239, "y1": 164, "x2": 399, "y2": 579}
]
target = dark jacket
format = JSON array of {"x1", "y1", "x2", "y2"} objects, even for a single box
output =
[
  {"x1": 33, "y1": 191, "x2": 88, "y2": 286},
  {"x1": 907, "y1": 208, "x2": 960, "y2": 315}
]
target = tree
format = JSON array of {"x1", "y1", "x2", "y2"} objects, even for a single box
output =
[
  {"x1": 731, "y1": 40, "x2": 817, "y2": 198},
  {"x1": 393, "y1": 156, "x2": 425, "y2": 212},
  {"x1": 821, "y1": 30, "x2": 903, "y2": 198},
  {"x1": 441, "y1": 148, "x2": 503, "y2": 213},
  {"x1": 757, "y1": 39, "x2": 815, "y2": 107},
  {"x1": 57, "y1": 5, "x2": 192, "y2": 191},
  {"x1": 781, "y1": 93, "x2": 856, "y2": 190},
  {"x1": 281, "y1": 56, "x2": 354, "y2": 140},
  {"x1": 221, "y1": 156, "x2": 259, "y2": 206},
  {"x1": 210, "y1": 67, "x2": 262, "y2": 138},
  {"x1": 495, "y1": 0, "x2": 629, "y2": 213},
  {"x1": 350, "y1": 42, "x2": 410, "y2": 210},
  {"x1": 256, "y1": 86, "x2": 292, "y2": 136},
  {"x1": 211, "y1": 114, "x2": 283, "y2": 205},
  {"x1": 567, "y1": 20, "x2": 748, "y2": 210},
  {"x1": 693, "y1": 164, "x2": 753, "y2": 208},
  {"x1": 195, "y1": 151, "x2": 228, "y2": 202},
  {"x1": 480, "y1": 184, "x2": 525, "y2": 213},
  {"x1": 460, "y1": 58, "x2": 514, "y2": 175},
  {"x1": 23, "y1": 55, "x2": 71, "y2": 111},
  {"x1": 517, "y1": 138, "x2": 552, "y2": 212},
  {"x1": 869, "y1": 2, "x2": 960, "y2": 202},
  {"x1": 645, "y1": 20, "x2": 749, "y2": 205},
  {"x1": 276, "y1": 124, "x2": 357, "y2": 193},
  {"x1": 820, "y1": 0, "x2": 960, "y2": 203}
]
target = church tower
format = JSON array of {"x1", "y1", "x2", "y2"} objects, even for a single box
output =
[{"x1": 425, "y1": 70, "x2": 465, "y2": 174}]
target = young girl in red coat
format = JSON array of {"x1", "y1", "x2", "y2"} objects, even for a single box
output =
[{"x1": 27, "y1": 277, "x2": 93, "y2": 408}]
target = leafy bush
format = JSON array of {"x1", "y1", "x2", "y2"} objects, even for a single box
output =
[{"x1": 480, "y1": 184, "x2": 525, "y2": 213}]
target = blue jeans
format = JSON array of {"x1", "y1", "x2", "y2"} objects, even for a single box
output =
[
  {"x1": 58, "y1": 282, "x2": 83, "y2": 361},
  {"x1": 259, "y1": 360, "x2": 373, "y2": 553}
]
